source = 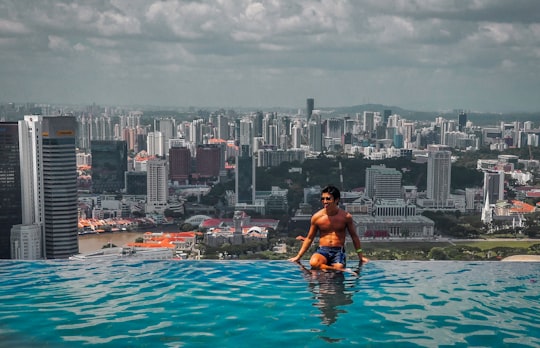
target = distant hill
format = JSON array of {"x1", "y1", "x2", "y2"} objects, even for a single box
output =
[{"x1": 318, "y1": 104, "x2": 540, "y2": 126}]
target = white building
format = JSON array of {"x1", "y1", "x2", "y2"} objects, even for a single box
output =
[
  {"x1": 426, "y1": 150, "x2": 452, "y2": 207},
  {"x1": 146, "y1": 158, "x2": 168, "y2": 213},
  {"x1": 10, "y1": 224, "x2": 41, "y2": 260}
]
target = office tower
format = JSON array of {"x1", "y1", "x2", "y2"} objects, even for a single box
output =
[
  {"x1": 0, "y1": 122, "x2": 22, "y2": 259},
  {"x1": 136, "y1": 132, "x2": 147, "y2": 152},
  {"x1": 483, "y1": 170, "x2": 505, "y2": 204},
  {"x1": 365, "y1": 165, "x2": 402, "y2": 200},
  {"x1": 393, "y1": 133, "x2": 404, "y2": 148},
  {"x1": 458, "y1": 111, "x2": 467, "y2": 131},
  {"x1": 78, "y1": 115, "x2": 91, "y2": 150},
  {"x1": 147, "y1": 131, "x2": 164, "y2": 156},
  {"x1": 306, "y1": 98, "x2": 314, "y2": 124},
  {"x1": 254, "y1": 111, "x2": 263, "y2": 137},
  {"x1": 190, "y1": 119, "x2": 204, "y2": 145},
  {"x1": 308, "y1": 111, "x2": 322, "y2": 152},
  {"x1": 291, "y1": 125, "x2": 302, "y2": 149},
  {"x1": 18, "y1": 115, "x2": 79, "y2": 259},
  {"x1": 217, "y1": 114, "x2": 230, "y2": 140},
  {"x1": 155, "y1": 118, "x2": 176, "y2": 154},
  {"x1": 91, "y1": 140, "x2": 128, "y2": 194},
  {"x1": 169, "y1": 146, "x2": 191, "y2": 183},
  {"x1": 383, "y1": 109, "x2": 392, "y2": 126},
  {"x1": 10, "y1": 224, "x2": 41, "y2": 259},
  {"x1": 326, "y1": 118, "x2": 343, "y2": 139},
  {"x1": 343, "y1": 133, "x2": 353, "y2": 153},
  {"x1": 426, "y1": 150, "x2": 452, "y2": 206},
  {"x1": 363, "y1": 111, "x2": 375, "y2": 132},
  {"x1": 125, "y1": 171, "x2": 147, "y2": 195},
  {"x1": 236, "y1": 145, "x2": 255, "y2": 204},
  {"x1": 239, "y1": 118, "x2": 253, "y2": 147},
  {"x1": 344, "y1": 118, "x2": 355, "y2": 135},
  {"x1": 195, "y1": 144, "x2": 221, "y2": 179},
  {"x1": 146, "y1": 158, "x2": 168, "y2": 213},
  {"x1": 440, "y1": 120, "x2": 456, "y2": 145}
]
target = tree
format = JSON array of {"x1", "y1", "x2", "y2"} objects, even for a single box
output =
[{"x1": 428, "y1": 247, "x2": 448, "y2": 260}]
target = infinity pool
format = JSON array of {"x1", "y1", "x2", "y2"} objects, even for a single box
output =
[{"x1": 0, "y1": 260, "x2": 538, "y2": 347}]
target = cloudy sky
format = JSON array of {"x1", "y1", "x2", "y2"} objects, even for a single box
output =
[{"x1": 1, "y1": 0, "x2": 540, "y2": 112}]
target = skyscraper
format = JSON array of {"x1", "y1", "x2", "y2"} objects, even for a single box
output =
[
  {"x1": 17, "y1": 115, "x2": 79, "y2": 259},
  {"x1": 308, "y1": 111, "x2": 322, "y2": 152},
  {"x1": 146, "y1": 158, "x2": 168, "y2": 213},
  {"x1": 91, "y1": 140, "x2": 128, "y2": 194},
  {"x1": 195, "y1": 144, "x2": 222, "y2": 179},
  {"x1": 363, "y1": 111, "x2": 375, "y2": 133},
  {"x1": 458, "y1": 112, "x2": 467, "y2": 131},
  {"x1": 306, "y1": 98, "x2": 314, "y2": 123},
  {"x1": 236, "y1": 145, "x2": 255, "y2": 204},
  {"x1": 483, "y1": 170, "x2": 505, "y2": 205},
  {"x1": 0, "y1": 122, "x2": 22, "y2": 259},
  {"x1": 426, "y1": 150, "x2": 452, "y2": 207},
  {"x1": 365, "y1": 165, "x2": 402, "y2": 200},
  {"x1": 169, "y1": 146, "x2": 191, "y2": 183},
  {"x1": 383, "y1": 109, "x2": 392, "y2": 126}
]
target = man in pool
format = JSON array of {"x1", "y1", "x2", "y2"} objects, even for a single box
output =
[{"x1": 288, "y1": 185, "x2": 369, "y2": 272}]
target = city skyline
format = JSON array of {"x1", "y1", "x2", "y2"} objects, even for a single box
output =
[{"x1": 1, "y1": 1, "x2": 540, "y2": 113}]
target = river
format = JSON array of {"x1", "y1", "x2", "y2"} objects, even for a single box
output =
[
  {"x1": 77, "y1": 224, "x2": 184, "y2": 253},
  {"x1": 78, "y1": 232, "x2": 145, "y2": 253}
]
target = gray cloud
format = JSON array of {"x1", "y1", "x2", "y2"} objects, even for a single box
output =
[{"x1": 0, "y1": 0, "x2": 539, "y2": 112}]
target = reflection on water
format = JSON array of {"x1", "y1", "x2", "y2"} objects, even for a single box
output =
[{"x1": 296, "y1": 262, "x2": 359, "y2": 325}]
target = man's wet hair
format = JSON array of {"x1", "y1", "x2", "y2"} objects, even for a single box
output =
[{"x1": 322, "y1": 185, "x2": 341, "y2": 201}]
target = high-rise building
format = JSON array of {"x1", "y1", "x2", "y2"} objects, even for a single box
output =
[
  {"x1": 326, "y1": 118, "x2": 343, "y2": 139},
  {"x1": 458, "y1": 112, "x2": 467, "y2": 131},
  {"x1": 306, "y1": 98, "x2": 314, "y2": 124},
  {"x1": 363, "y1": 111, "x2": 375, "y2": 133},
  {"x1": 426, "y1": 150, "x2": 452, "y2": 206},
  {"x1": 383, "y1": 109, "x2": 392, "y2": 126},
  {"x1": 91, "y1": 140, "x2": 128, "y2": 194},
  {"x1": 291, "y1": 125, "x2": 302, "y2": 149},
  {"x1": 253, "y1": 111, "x2": 263, "y2": 137},
  {"x1": 239, "y1": 118, "x2": 253, "y2": 148},
  {"x1": 146, "y1": 158, "x2": 168, "y2": 213},
  {"x1": 147, "y1": 131, "x2": 164, "y2": 157},
  {"x1": 169, "y1": 146, "x2": 191, "y2": 183},
  {"x1": 483, "y1": 170, "x2": 505, "y2": 204},
  {"x1": 125, "y1": 171, "x2": 147, "y2": 195},
  {"x1": 308, "y1": 111, "x2": 322, "y2": 152},
  {"x1": 155, "y1": 118, "x2": 176, "y2": 155},
  {"x1": 195, "y1": 144, "x2": 222, "y2": 179},
  {"x1": 17, "y1": 115, "x2": 79, "y2": 259},
  {"x1": 0, "y1": 122, "x2": 22, "y2": 259},
  {"x1": 217, "y1": 114, "x2": 230, "y2": 140},
  {"x1": 236, "y1": 145, "x2": 255, "y2": 204},
  {"x1": 365, "y1": 165, "x2": 402, "y2": 200}
]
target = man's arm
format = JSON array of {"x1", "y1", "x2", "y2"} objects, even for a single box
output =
[
  {"x1": 346, "y1": 213, "x2": 369, "y2": 264},
  {"x1": 288, "y1": 215, "x2": 319, "y2": 262}
]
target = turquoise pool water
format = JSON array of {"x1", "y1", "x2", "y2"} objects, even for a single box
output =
[{"x1": 0, "y1": 260, "x2": 538, "y2": 347}]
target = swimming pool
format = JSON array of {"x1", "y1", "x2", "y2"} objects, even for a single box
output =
[{"x1": 0, "y1": 260, "x2": 538, "y2": 347}]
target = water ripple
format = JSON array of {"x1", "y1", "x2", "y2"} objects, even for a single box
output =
[{"x1": 0, "y1": 260, "x2": 539, "y2": 347}]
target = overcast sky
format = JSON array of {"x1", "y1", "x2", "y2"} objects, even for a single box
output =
[{"x1": 1, "y1": 0, "x2": 540, "y2": 112}]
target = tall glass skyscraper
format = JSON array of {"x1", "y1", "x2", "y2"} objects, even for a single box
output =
[
  {"x1": 0, "y1": 122, "x2": 22, "y2": 259},
  {"x1": 236, "y1": 145, "x2": 255, "y2": 204},
  {"x1": 18, "y1": 115, "x2": 79, "y2": 259},
  {"x1": 306, "y1": 98, "x2": 314, "y2": 123},
  {"x1": 91, "y1": 140, "x2": 128, "y2": 194}
]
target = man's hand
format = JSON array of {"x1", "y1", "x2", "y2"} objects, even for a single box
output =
[
  {"x1": 359, "y1": 256, "x2": 369, "y2": 266},
  {"x1": 288, "y1": 256, "x2": 301, "y2": 263}
]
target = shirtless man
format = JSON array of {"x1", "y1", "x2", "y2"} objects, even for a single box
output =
[{"x1": 289, "y1": 185, "x2": 369, "y2": 272}]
